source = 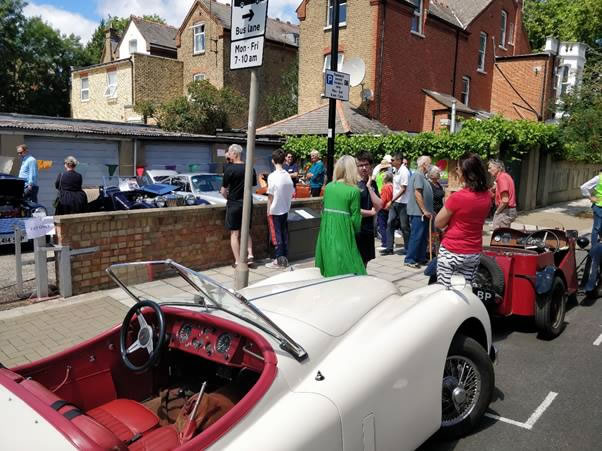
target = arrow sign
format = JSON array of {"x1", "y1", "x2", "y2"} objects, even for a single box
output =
[{"x1": 231, "y1": 0, "x2": 268, "y2": 42}]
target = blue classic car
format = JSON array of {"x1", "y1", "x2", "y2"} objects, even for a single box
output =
[{"x1": 0, "y1": 174, "x2": 47, "y2": 245}]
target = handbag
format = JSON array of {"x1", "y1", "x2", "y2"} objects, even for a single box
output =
[{"x1": 53, "y1": 173, "x2": 62, "y2": 209}]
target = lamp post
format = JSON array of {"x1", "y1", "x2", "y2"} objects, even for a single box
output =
[{"x1": 326, "y1": 0, "x2": 340, "y2": 182}]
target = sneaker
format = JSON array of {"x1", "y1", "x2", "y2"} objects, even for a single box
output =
[
  {"x1": 404, "y1": 262, "x2": 420, "y2": 268},
  {"x1": 377, "y1": 246, "x2": 386, "y2": 251},
  {"x1": 276, "y1": 256, "x2": 289, "y2": 267},
  {"x1": 265, "y1": 260, "x2": 280, "y2": 269},
  {"x1": 394, "y1": 231, "x2": 402, "y2": 238},
  {"x1": 380, "y1": 249, "x2": 394, "y2": 256}
]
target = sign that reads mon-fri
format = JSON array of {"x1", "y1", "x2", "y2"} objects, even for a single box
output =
[
  {"x1": 230, "y1": 0, "x2": 268, "y2": 70},
  {"x1": 324, "y1": 70, "x2": 350, "y2": 101}
]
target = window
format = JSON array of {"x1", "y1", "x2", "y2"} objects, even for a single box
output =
[
  {"x1": 560, "y1": 66, "x2": 570, "y2": 95},
  {"x1": 461, "y1": 76, "x2": 470, "y2": 105},
  {"x1": 323, "y1": 53, "x2": 344, "y2": 72},
  {"x1": 478, "y1": 32, "x2": 487, "y2": 71},
  {"x1": 104, "y1": 71, "x2": 117, "y2": 98},
  {"x1": 80, "y1": 77, "x2": 89, "y2": 101},
  {"x1": 129, "y1": 39, "x2": 137, "y2": 54},
  {"x1": 326, "y1": 0, "x2": 347, "y2": 27},
  {"x1": 410, "y1": 0, "x2": 424, "y2": 34},
  {"x1": 193, "y1": 23, "x2": 205, "y2": 54},
  {"x1": 500, "y1": 10, "x2": 507, "y2": 48},
  {"x1": 508, "y1": 22, "x2": 515, "y2": 45},
  {"x1": 193, "y1": 73, "x2": 206, "y2": 82}
]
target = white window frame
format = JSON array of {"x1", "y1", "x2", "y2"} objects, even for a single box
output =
[
  {"x1": 193, "y1": 23, "x2": 205, "y2": 54},
  {"x1": 326, "y1": 0, "x2": 347, "y2": 28},
  {"x1": 508, "y1": 21, "x2": 515, "y2": 46},
  {"x1": 128, "y1": 39, "x2": 137, "y2": 54},
  {"x1": 410, "y1": 0, "x2": 424, "y2": 35},
  {"x1": 478, "y1": 32, "x2": 487, "y2": 72},
  {"x1": 193, "y1": 73, "x2": 206, "y2": 82},
  {"x1": 461, "y1": 76, "x2": 470, "y2": 105},
  {"x1": 560, "y1": 65, "x2": 570, "y2": 96},
  {"x1": 500, "y1": 10, "x2": 507, "y2": 49},
  {"x1": 323, "y1": 53, "x2": 344, "y2": 72},
  {"x1": 104, "y1": 71, "x2": 117, "y2": 98},
  {"x1": 80, "y1": 77, "x2": 89, "y2": 101}
]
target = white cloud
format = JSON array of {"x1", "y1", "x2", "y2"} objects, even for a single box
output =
[
  {"x1": 24, "y1": 3, "x2": 98, "y2": 43},
  {"x1": 96, "y1": 0, "x2": 299, "y2": 28}
]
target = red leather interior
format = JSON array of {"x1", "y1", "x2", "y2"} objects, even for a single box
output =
[
  {"x1": 129, "y1": 426, "x2": 181, "y2": 451},
  {"x1": 88, "y1": 399, "x2": 159, "y2": 441}
]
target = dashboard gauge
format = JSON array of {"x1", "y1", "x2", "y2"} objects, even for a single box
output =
[
  {"x1": 216, "y1": 333, "x2": 232, "y2": 354},
  {"x1": 494, "y1": 235, "x2": 501, "y2": 242},
  {"x1": 205, "y1": 342, "x2": 213, "y2": 354},
  {"x1": 178, "y1": 324, "x2": 193, "y2": 343},
  {"x1": 192, "y1": 338, "x2": 203, "y2": 349}
]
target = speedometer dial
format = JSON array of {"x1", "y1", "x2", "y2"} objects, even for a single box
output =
[
  {"x1": 178, "y1": 324, "x2": 193, "y2": 344},
  {"x1": 216, "y1": 333, "x2": 232, "y2": 354}
]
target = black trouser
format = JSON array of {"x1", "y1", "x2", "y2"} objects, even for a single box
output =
[
  {"x1": 310, "y1": 187, "x2": 322, "y2": 197},
  {"x1": 386, "y1": 202, "x2": 410, "y2": 252},
  {"x1": 268, "y1": 213, "x2": 288, "y2": 259}
]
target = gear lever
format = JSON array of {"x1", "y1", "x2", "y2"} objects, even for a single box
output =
[{"x1": 181, "y1": 381, "x2": 207, "y2": 442}]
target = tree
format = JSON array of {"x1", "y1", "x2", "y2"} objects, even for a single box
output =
[
  {"x1": 0, "y1": 0, "x2": 27, "y2": 112},
  {"x1": 133, "y1": 100, "x2": 157, "y2": 124},
  {"x1": 155, "y1": 80, "x2": 245, "y2": 134},
  {"x1": 558, "y1": 55, "x2": 602, "y2": 163},
  {"x1": 266, "y1": 60, "x2": 298, "y2": 122}
]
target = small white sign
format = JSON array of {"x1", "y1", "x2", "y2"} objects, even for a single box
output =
[
  {"x1": 231, "y1": 0, "x2": 268, "y2": 42},
  {"x1": 230, "y1": 36, "x2": 265, "y2": 70},
  {"x1": 295, "y1": 209, "x2": 314, "y2": 219},
  {"x1": 324, "y1": 70, "x2": 350, "y2": 101},
  {"x1": 25, "y1": 216, "x2": 55, "y2": 239},
  {"x1": 217, "y1": 148, "x2": 227, "y2": 157}
]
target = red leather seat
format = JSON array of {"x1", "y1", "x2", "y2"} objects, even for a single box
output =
[
  {"x1": 88, "y1": 399, "x2": 159, "y2": 442},
  {"x1": 129, "y1": 426, "x2": 181, "y2": 451}
]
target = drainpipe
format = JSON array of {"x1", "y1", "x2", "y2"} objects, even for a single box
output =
[
  {"x1": 133, "y1": 139, "x2": 138, "y2": 176},
  {"x1": 450, "y1": 100, "x2": 457, "y2": 133},
  {"x1": 376, "y1": 0, "x2": 386, "y2": 120},
  {"x1": 539, "y1": 57, "x2": 549, "y2": 121},
  {"x1": 451, "y1": 29, "x2": 459, "y2": 97}
]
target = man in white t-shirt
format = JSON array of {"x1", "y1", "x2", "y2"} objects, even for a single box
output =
[
  {"x1": 266, "y1": 149, "x2": 295, "y2": 268},
  {"x1": 382, "y1": 153, "x2": 410, "y2": 255}
]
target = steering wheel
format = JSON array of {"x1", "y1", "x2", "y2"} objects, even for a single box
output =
[
  {"x1": 524, "y1": 230, "x2": 561, "y2": 252},
  {"x1": 120, "y1": 300, "x2": 166, "y2": 372}
]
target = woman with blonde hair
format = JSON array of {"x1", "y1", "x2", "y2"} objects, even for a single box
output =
[
  {"x1": 315, "y1": 155, "x2": 367, "y2": 276},
  {"x1": 54, "y1": 156, "x2": 87, "y2": 215}
]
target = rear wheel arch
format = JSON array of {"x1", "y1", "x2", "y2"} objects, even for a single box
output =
[{"x1": 452, "y1": 318, "x2": 488, "y2": 353}]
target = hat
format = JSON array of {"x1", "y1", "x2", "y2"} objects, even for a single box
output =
[
  {"x1": 383, "y1": 155, "x2": 392, "y2": 163},
  {"x1": 379, "y1": 161, "x2": 391, "y2": 170}
]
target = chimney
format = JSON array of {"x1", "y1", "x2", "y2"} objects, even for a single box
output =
[
  {"x1": 102, "y1": 27, "x2": 119, "y2": 63},
  {"x1": 544, "y1": 36, "x2": 559, "y2": 55}
]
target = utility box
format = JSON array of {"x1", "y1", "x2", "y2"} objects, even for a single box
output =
[{"x1": 285, "y1": 207, "x2": 321, "y2": 261}]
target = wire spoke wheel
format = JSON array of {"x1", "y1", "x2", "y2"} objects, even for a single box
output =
[{"x1": 441, "y1": 355, "x2": 482, "y2": 427}]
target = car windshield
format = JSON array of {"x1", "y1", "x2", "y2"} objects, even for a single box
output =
[
  {"x1": 106, "y1": 260, "x2": 307, "y2": 360},
  {"x1": 190, "y1": 174, "x2": 223, "y2": 193}
]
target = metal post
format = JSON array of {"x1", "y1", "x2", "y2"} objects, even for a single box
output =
[
  {"x1": 235, "y1": 69, "x2": 260, "y2": 290},
  {"x1": 14, "y1": 227, "x2": 23, "y2": 294},
  {"x1": 450, "y1": 99, "x2": 457, "y2": 133},
  {"x1": 33, "y1": 236, "x2": 48, "y2": 299},
  {"x1": 58, "y1": 246, "x2": 72, "y2": 298},
  {"x1": 326, "y1": 0, "x2": 340, "y2": 183}
]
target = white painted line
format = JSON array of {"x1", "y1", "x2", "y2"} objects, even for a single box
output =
[
  {"x1": 593, "y1": 334, "x2": 602, "y2": 346},
  {"x1": 484, "y1": 391, "x2": 558, "y2": 431},
  {"x1": 524, "y1": 391, "x2": 558, "y2": 429}
]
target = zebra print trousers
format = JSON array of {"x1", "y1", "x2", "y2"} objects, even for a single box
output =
[{"x1": 436, "y1": 244, "x2": 481, "y2": 288}]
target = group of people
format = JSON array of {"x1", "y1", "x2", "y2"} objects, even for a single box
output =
[
  {"x1": 15, "y1": 144, "x2": 87, "y2": 215},
  {"x1": 314, "y1": 150, "x2": 518, "y2": 289}
]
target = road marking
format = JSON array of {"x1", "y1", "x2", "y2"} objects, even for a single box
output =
[
  {"x1": 593, "y1": 333, "x2": 602, "y2": 346},
  {"x1": 485, "y1": 391, "x2": 558, "y2": 430}
]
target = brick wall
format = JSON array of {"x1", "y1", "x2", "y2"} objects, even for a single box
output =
[
  {"x1": 71, "y1": 61, "x2": 133, "y2": 121},
  {"x1": 54, "y1": 198, "x2": 322, "y2": 295},
  {"x1": 491, "y1": 55, "x2": 554, "y2": 120},
  {"x1": 298, "y1": 0, "x2": 377, "y2": 114},
  {"x1": 177, "y1": 4, "x2": 226, "y2": 90},
  {"x1": 132, "y1": 54, "x2": 183, "y2": 107}
]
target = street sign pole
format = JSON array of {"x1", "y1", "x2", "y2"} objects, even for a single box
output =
[
  {"x1": 235, "y1": 69, "x2": 259, "y2": 290},
  {"x1": 327, "y1": 0, "x2": 340, "y2": 183}
]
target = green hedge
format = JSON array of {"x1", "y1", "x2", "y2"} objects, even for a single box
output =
[{"x1": 283, "y1": 116, "x2": 568, "y2": 163}]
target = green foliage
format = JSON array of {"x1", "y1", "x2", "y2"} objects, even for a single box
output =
[
  {"x1": 133, "y1": 100, "x2": 157, "y2": 124},
  {"x1": 0, "y1": 0, "x2": 90, "y2": 116},
  {"x1": 283, "y1": 116, "x2": 567, "y2": 164},
  {"x1": 266, "y1": 60, "x2": 298, "y2": 122},
  {"x1": 155, "y1": 80, "x2": 245, "y2": 134}
]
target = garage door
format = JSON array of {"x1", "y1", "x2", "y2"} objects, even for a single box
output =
[
  {"x1": 144, "y1": 143, "x2": 213, "y2": 173},
  {"x1": 25, "y1": 137, "x2": 119, "y2": 215}
]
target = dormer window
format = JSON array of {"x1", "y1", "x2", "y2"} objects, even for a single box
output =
[
  {"x1": 410, "y1": 0, "x2": 424, "y2": 35},
  {"x1": 193, "y1": 23, "x2": 205, "y2": 54},
  {"x1": 129, "y1": 39, "x2": 137, "y2": 54}
]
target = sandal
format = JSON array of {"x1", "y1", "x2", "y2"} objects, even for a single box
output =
[{"x1": 247, "y1": 257, "x2": 256, "y2": 268}]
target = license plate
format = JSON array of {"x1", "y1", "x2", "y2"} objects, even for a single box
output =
[{"x1": 473, "y1": 287, "x2": 497, "y2": 305}]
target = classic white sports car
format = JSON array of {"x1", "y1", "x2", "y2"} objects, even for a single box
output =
[{"x1": 0, "y1": 261, "x2": 496, "y2": 450}]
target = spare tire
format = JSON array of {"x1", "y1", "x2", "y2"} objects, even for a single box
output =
[{"x1": 474, "y1": 255, "x2": 505, "y2": 297}]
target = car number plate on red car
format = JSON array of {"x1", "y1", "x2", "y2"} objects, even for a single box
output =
[{"x1": 473, "y1": 287, "x2": 497, "y2": 305}]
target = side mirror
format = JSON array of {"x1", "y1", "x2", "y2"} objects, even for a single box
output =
[{"x1": 577, "y1": 236, "x2": 590, "y2": 249}]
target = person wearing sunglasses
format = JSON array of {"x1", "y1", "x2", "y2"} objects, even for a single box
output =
[{"x1": 16, "y1": 144, "x2": 39, "y2": 202}]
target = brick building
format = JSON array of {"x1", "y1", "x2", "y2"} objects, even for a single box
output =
[
  {"x1": 71, "y1": 2, "x2": 299, "y2": 127},
  {"x1": 296, "y1": 0, "x2": 559, "y2": 132}
]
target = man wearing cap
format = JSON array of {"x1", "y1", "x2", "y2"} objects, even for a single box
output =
[
  {"x1": 581, "y1": 169, "x2": 602, "y2": 244},
  {"x1": 372, "y1": 154, "x2": 393, "y2": 178},
  {"x1": 16, "y1": 144, "x2": 39, "y2": 202}
]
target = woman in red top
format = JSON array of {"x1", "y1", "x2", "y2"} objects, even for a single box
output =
[
  {"x1": 378, "y1": 172, "x2": 394, "y2": 249},
  {"x1": 435, "y1": 154, "x2": 491, "y2": 287}
]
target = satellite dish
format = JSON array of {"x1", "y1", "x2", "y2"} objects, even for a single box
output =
[
  {"x1": 343, "y1": 57, "x2": 366, "y2": 87},
  {"x1": 361, "y1": 88, "x2": 373, "y2": 102}
]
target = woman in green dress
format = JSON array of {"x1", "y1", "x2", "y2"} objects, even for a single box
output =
[{"x1": 315, "y1": 155, "x2": 367, "y2": 277}]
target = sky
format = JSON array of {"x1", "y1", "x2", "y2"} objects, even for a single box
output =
[{"x1": 23, "y1": 0, "x2": 301, "y2": 43}]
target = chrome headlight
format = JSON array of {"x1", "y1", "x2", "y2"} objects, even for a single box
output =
[
  {"x1": 154, "y1": 196, "x2": 167, "y2": 208},
  {"x1": 185, "y1": 194, "x2": 196, "y2": 206},
  {"x1": 32, "y1": 207, "x2": 47, "y2": 218}
]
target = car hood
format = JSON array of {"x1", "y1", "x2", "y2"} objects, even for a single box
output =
[
  {"x1": 0, "y1": 175, "x2": 25, "y2": 201},
  {"x1": 241, "y1": 269, "x2": 400, "y2": 337},
  {"x1": 197, "y1": 191, "x2": 265, "y2": 205}
]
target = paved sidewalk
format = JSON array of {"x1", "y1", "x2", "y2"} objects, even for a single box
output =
[{"x1": 0, "y1": 198, "x2": 595, "y2": 368}]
